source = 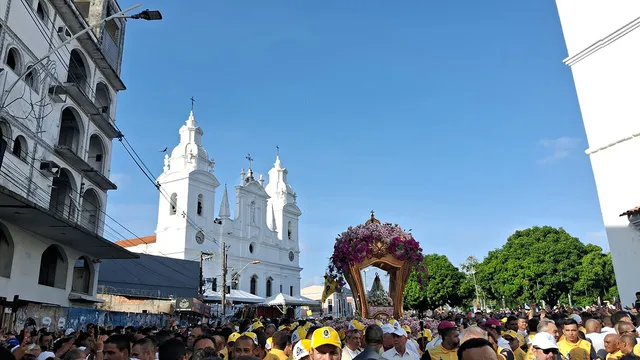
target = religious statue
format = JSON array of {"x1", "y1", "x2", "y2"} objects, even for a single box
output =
[
  {"x1": 367, "y1": 273, "x2": 392, "y2": 307},
  {"x1": 163, "y1": 154, "x2": 170, "y2": 172}
]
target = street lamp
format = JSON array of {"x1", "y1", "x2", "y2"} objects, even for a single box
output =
[
  {"x1": 0, "y1": 4, "x2": 162, "y2": 109},
  {"x1": 233, "y1": 260, "x2": 261, "y2": 280}
]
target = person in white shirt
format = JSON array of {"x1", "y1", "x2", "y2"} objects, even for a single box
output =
[
  {"x1": 382, "y1": 328, "x2": 420, "y2": 360},
  {"x1": 342, "y1": 330, "x2": 363, "y2": 360}
]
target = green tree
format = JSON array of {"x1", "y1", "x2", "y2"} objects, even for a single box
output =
[
  {"x1": 573, "y1": 247, "x2": 618, "y2": 306},
  {"x1": 404, "y1": 254, "x2": 473, "y2": 311},
  {"x1": 475, "y1": 226, "x2": 588, "y2": 306}
]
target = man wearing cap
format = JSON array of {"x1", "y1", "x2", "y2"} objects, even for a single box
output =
[
  {"x1": 531, "y1": 333, "x2": 559, "y2": 360},
  {"x1": 294, "y1": 339, "x2": 312, "y2": 360},
  {"x1": 382, "y1": 327, "x2": 419, "y2": 360},
  {"x1": 233, "y1": 333, "x2": 259, "y2": 359},
  {"x1": 422, "y1": 321, "x2": 459, "y2": 360},
  {"x1": 310, "y1": 326, "x2": 342, "y2": 360},
  {"x1": 381, "y1": 325, "x2": 396, "y2": 353}
]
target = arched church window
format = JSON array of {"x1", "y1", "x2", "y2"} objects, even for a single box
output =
[
  {"x1": 197, "y1": 194, "x2": 203, "y2": 216},
  {"x1": 250, "y1": 201, "x2": 256, "y2": 225},
  {"x1": 169, "y1": 193, "x2": 177, "y2": 215},
  {"x1": 250, "y1": 275, "x2": 257, "y2": 295},
  {"x1": 288, "y1": 221, "x2": 292, "y2": 240},
  {"x1": 266, "y1": 277, "x2": 273, "y2": 297}
]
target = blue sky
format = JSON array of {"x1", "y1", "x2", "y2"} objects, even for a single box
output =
[{"x1": 107, "y1": 0, "x2": 606, "y2": 287}]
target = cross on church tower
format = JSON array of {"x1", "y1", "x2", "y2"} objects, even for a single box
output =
[
  {"x1": 246, "y1": 153, "x2": 254, "y2": 169},
  {"x1": 190, "y1": 96, "x2": 195, "y2": 111},
  {"x1": 276, "y1": 145, "x2": 280, "y2": 156}
]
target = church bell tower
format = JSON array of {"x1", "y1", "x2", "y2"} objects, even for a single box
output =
[{"x1": 154, "y1": 109, "x2": 220, "y2": 260}]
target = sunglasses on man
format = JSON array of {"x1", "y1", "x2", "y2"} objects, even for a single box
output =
[{"x1": 534, "y1": 347, "x2": 559, "y2": 355}]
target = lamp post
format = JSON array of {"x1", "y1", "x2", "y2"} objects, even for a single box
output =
[
  {"x1": 220, "y1": 241, "x2": 259, "y2": 319},
  {"x1": 0, "y1": 4, "x2": 162, "y2": 109}
]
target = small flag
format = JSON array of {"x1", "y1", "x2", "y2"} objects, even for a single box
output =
[{"x1": 321, "y1": 274, "x2": 337, "y2": 303}]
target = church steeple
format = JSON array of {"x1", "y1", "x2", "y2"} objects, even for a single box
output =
[
  {"x1": 219, "y1": 185, "x2": 230, "y2": 219},
  {"x1": 164, "y1": 108, "x2": 213, "y2": 173},
  {"x1": 265, "y1": 149, "x2": 301, "y2": 242}
]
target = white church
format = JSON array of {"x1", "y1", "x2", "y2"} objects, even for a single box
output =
[{"x1": 116, "y1": 110, "x2": 303, "y2": 299}]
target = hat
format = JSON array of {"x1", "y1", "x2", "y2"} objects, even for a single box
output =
[
  {"x1": 7, "y1": 338, "x2": 19, "y2": 347},
  {"x1": 389, "y1": 320, "x2": 400, "y2": 329},
  {"x1": 292, "y1": 327, "x2": 308, "y2": 344},
  {"x1": 480, "y1": 319, "x2": 501, "y2": 328},
  {"x1": 501, "y1": 317, "x2": 508, "y2": 323},
  {"x1": 338, "y1": 330, "x2": 346, "y2": 341},
  {"x1": 438, "y1": 321, "x2": 456, "y2": 330},
  {"x1": 253, "y1": 321, "x2": 265, "y2": 330},
  {"x1": 502, "y1": 330, "x2": 517, "y2": 340},
  {"x1": 381, "y1": 324, "x2": 395, "y2": 334},
  {"x1": 293, "y1": 339, "x2": 311, "y2": 360},
  {"x1": 65, "y1": 328, "x2": 75, "y2": 336},
  {"x1": 375, "y1": 320, "x2": 382, "y2": 326},
  {"x1": 531, "y1": 332, "x2": 558, "y2": 350},
  {"x1": 392, "y1": 327, "x2": 408, "y2": 337},
  {"x1": 38, "y1": 352, "x2": 56, "y2": 360},
  {"x1": 349, "y1": 320, "x2": 365, "y2": 331},
  {"x1": 228, "y1": 332, "x2": 241, "y2": 343},
  {"x1": 266, "y1": 337, "x2": 273, "y2": 350},
  {"x1": 417, "y1": 329, "x2": 432, "y2": 341},
  {"x1": 311, "y1": 327, "x2": 341, "y2": 349},
  {"x1": 402, "y1": 325, "x2": 412, "y2": 334},
  {"x1": 570, "y1": 314, "x2": 582, "y2": 324},
  {"x1": 278, "y1": 325, "x2": 289, "y2": 332},
  {"x1": 243, "y1": 332, "x2": 259, "y2": 345}
]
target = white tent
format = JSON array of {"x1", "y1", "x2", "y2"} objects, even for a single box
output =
[
  {"x1": 203, "y1": 289, "x2": 265, "y2": 304},
  {"x1": 261, "y1": 293, "x2": 319, "y2": 313}
]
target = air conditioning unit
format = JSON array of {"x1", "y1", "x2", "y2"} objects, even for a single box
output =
[
  {"x1": 57, "y1": 26, "x2": 72, "y2": 41},
  {"x1": 39, "y1": 160, "x2": 61, "y2": 177}
]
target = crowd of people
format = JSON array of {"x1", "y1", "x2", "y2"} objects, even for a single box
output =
[{"x1": 3, "y1": 304, "x2": 640, "y2": 360}]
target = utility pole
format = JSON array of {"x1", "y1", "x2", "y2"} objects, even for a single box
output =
[{"x1": 221, "y1": 242, "x2": 228, "y2": 319}]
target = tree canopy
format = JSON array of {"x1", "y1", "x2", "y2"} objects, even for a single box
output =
[
  {"x1": 404, "y1": 253, "x2": 473, "y2": 311},
  {"x1": 474, "y1": 226, "x2": 617, "y2": 306}
]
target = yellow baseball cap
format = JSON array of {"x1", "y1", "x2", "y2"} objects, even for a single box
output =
[
  {"x1": 266, "y1": 337, "x2": 273, "y2": 350},
  {"x1": 228, "y1": 332, "x2": 241, "y2": 343},
  {"x1": 338, "y1": 330, "x2": 346, "y2": 341},
  {"x1": 502, "y1": 330, "x2": 517, "y2": 340},
  {"x1": 311, "y1": 327, "x2": 341, "y2": 349},
  {"x1": 278, "y1": 325, "x2": 290, "y2": 331},
  {"x1": 402, "y1": 325, "x2": 412, "y2": 334},
  {"x1": 252, "y1": 321, "x2": 264, "y2": 330},
  {"x1": 417, "y1": 329, "x2": 432, "y2": 341},
  {"x1": 349, "y1": 320, "x2": 365, "y2": 331},
  {"x1": 243, "y1": 331, "x2": 259, "y2": 345},
  {"x1": 293, "y1": 339, "x2": 311, "y2": 360}
]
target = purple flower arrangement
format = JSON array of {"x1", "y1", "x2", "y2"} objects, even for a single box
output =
[{"x1": 328, "y1": 222, "x2": 428, "y2": 288}]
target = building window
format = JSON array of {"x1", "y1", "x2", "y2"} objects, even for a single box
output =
[
  {"x1": 0, "y1": 225, "x2": 15, "y2": 278},
  {"x1": 24, "y1": 65, "x2": 37, "y2": 89},
  {"x1": 250, "y1": 275, "x2": 258, "y2": 295},
  {"x1": 35, "y1": 1, "x2": 49, "y2": 24},
  {"x1": 290, "y1": 285, "x2": 293, "y2": 296},
  {"x1": 266, "y1": 277, "x2": 273, "y2": 297},
  {"x1": 11, "y1": 135, "x2": 28, "y2": 161},
  {"x1": 58, "y1": 107, "x2": 84, "y2": 154},
  {"x1": 212, "y1": 278, "x2": 217, "y2": 292},
  {"x1": 249, "y1": 243, "x2": 254, "y2": 254},
  {"x1": 67, "y1": 49, "x2": 89, "y2": 93},
  {"x1": 88, "y1": 134, "x2": 105, "y2": 173},
  {"x1": 169, "y1": 193, "x2": 177, "y2": 215},
  {"x1": 71, "y1": 257, "x2": 92, "y2": 294},
  {"x1": 38, "y1": 245, "x2": 67, "y2": 288},
  {"x1": 197, "y1": 194, "x2": 203, "y2": 216},
  {"x1": 5, "y1": 47, "x2": 21, "y2": 73},
  {"x1": 279, "y1": 284, "x2": 283, "y2": 293}
]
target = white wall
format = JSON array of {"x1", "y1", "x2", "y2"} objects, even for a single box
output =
[{"x1": 555, "y1": 1, "x2": 640, "y2": 305}]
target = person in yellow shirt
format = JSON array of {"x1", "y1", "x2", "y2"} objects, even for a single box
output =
[
  {"x1": 603, "y1": 334, "x2": 622, "y2": 360},
  {"x1": 557, "y1": 319, "x2": 596, "y2": 360},
  {"x1": 423, "y1": 321, "x2": 459, "y2": 360},
  {"x1": 457, "y1": 338, "x2": 499, "y2": 360},
  {"x1": 265, "y1": 331, "x2": 291, "y2": 360}
]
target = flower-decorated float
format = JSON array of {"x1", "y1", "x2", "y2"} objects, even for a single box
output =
[{"x1": 327, "y1": 211, "x2": 427, "y2": 319}]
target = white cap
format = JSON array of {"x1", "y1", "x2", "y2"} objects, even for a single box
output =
[
  {"x1": 392, "y1": 327, "x2": 408, "y2": 337},
  {"x1": 38, "y1": 352, "x2": 56, "y2": 360},
  {"x1": 65, "y1": 328, "x2": 75, "y2": 336},
  {"x1": 293, "y1": 341, "x2": 310, "y2": 360},
  {"x1": 532, "y1": 332, "x2": 558, "y2": 350},
  {"x1": 381, "y1": 324, "x2": 395, "y2": 334},
  {"x1": 570, "y1": 314, "x2": 582, "y2": 324}
]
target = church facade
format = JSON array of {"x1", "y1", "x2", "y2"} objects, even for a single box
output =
[{"x1": 116, "y1": 110, "x2": 302, "y2": 298}]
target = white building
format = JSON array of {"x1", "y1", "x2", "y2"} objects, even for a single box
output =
[
  {"x1": 0, "y1": 0, "x2": 135, "y2": 312},
  {"x1": 116, "y1": 110, "x2": 303, "y2": 299},
  {"x1": 555, "y1": 2, "x2": 640, "y2": 306},
  {"x1": 301, "y1": 285, "x2": 354, "y2": 317}
]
